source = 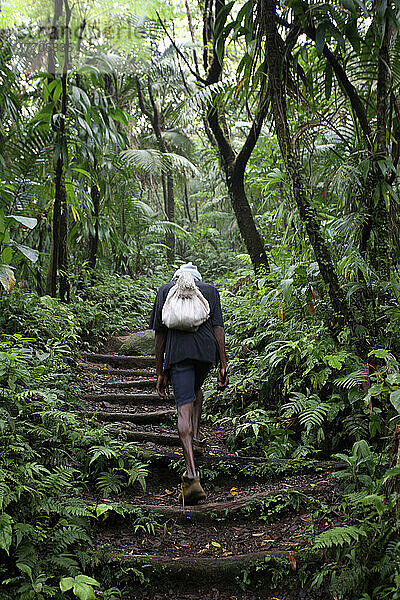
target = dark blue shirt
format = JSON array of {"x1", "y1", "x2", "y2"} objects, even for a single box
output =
[{"x1": 149, "y1": 280, "x2": 224, "y2": 372}]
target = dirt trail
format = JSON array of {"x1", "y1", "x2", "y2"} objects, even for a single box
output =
[{"x1": 80, "y1": 345, "x2": 342, "y2": 599}]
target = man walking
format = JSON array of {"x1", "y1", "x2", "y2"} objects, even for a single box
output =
[{"x1": 149, "y1": 262, "x2": 228, "y2": 505}]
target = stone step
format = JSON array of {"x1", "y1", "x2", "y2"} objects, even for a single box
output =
[
  {"x1": 103, "y1": 379, "x2": 157, "y2": 389},
  {"x1": 87, "y1": 408, "x2": 175, "y2": 424},
  {"x1": 83, "y1": 366, "x2": 154, "y2": 377},
  {"x1": 139, "y1": 451, "x2": 347, "y2": 477},
  {"x1": 99, "y1": 549, "x2": 291, "y2": 582},
  {"x1": 92, "y1": 482, "x2": 330, "y2": 522},
  {"x1": 115, "y1": 429, "x2": 181, "y2": 446},
  {"x1": 85, "y1": 353, "x2": 155, "y2": 368},
  {"x1": 84, "y1": 393, "x2": 162, "y2": 404}
]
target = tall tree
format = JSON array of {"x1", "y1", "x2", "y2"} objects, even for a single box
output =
[
  {"x1": 46, "y1": 0, "x2": 71, "y2": 302},
  {"x1": 259, "y1": 0, "x2": 351, "y2": 324},
  {"x1": 199, "y1": 0, "x2": 270, "y2": 272},
  {"x1": 135, "y1": 76, "x2": 176, "y2": 264}
]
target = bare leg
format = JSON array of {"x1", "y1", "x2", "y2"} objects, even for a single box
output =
[
  {"x1": 192, "y1": 389, "x2": 203, "y2": 440},
  {"x1": 177, "y1": 403, "x2": 196, "y2": 478}
]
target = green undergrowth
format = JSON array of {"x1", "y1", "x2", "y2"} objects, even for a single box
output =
[
  {"x1": 0, "y1": 272, "x2": 163, "y2": 599},
  {"x1": 201, "y1": 269, "x2": 400, "y2": 599}
]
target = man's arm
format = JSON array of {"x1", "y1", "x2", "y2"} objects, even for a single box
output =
[
  {"x1": 155, "y1": 330, "x2": 168, "y2": 399},
  {"x1": 213, "y1": 325, "x2": 229, "y2": 390}
]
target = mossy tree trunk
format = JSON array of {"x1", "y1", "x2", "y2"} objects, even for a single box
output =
[{"x1": 260, "y1": 0, "x2": 350, "y2": 325}]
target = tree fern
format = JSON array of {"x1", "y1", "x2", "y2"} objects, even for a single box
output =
[{"x1": 120, "y1": 148, "x2": 198, "y2": 176}]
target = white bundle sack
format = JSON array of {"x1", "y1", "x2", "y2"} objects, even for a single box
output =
[{"x1": 162, "y1": 272, "x2": 210, "y2": 332}]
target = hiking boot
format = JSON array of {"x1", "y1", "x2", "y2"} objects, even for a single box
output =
[
  {"x1": 179, "y1": 472, "x2": 206, "y2": 505},
  {"x1": 193, "y1": 437, "x2": 206, "y2": 456}
]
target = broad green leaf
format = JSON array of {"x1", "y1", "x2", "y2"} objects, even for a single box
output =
[
  {"x1": 315, "y1": 23, "x2": 327, "y2": 57},
  {"x1": 75, "y1": 575, "x2": 100, "y2": 586},
  {"x1": 73, "y1": 581, "x2": 96, "y2": 600},
  {"x1": 7, "y1": 215, "x2": 37, "y2": 229},
  {"x1": 16, "y1": 563, "x2": 32, "y2": 581},
  {"x1": 382, "y1": 465, "x2": 400, "y2": 483},
  {"x1": 345, "y1": 19, "x2": 360, "y2": 52},
  {"x1": 96, "y1": 504, "x2": 112, "y2": 518},
  {"x1": 71, "y1": 168, "x2": 93, "y2": 180},
  {"x1": 328, "y1": 24, "x2": 346, "y2": 50},
  {"x1": 340, "y1": 0, "x2": 357, "y2": 12},
  {"x1": 0, "y1": 513, "x2": 13, "y2": 554},
  {"x1": 368, "y1": 349, "x2": 388, "y2": 358},
  {"x1": 9, "y1": 241, "x2": 39, "y2": 263},
  {"x1": 386, "y1": 373, "x2": 400, "y2": 386},
  {"x1": 389, "y1": 389, "x2": 400, "y2": 413},
  {"x1": 324, "y1": 354, "x2": 343, "y2": 369},
  {"x1": 367, "y1": 383, "x2": 383, "y2": 396},
  {"x1": 0, "y1": 265, "x2": 16, "y2": 292},
  {"x1": 60, "y1": 577, "x2": 74, "y2": 592},
  {"x1": 214, "y1": 0, "x2": 235, "y2": 39}
]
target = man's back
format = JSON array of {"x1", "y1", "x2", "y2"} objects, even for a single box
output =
[{"x1": 149, "y1": 279, "x2": 224, "y2": 372}]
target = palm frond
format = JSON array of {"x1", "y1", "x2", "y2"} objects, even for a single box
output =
[{"x1": 120, "y1": 148, "x2": 198, "y2": 176}]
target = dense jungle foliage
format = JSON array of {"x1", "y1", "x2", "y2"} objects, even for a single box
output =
[{"x1": 1, "y1": 0, "x2": 400, "y2": 598}]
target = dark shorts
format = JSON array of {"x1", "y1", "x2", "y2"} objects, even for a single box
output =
[{"x1": 170, "y1": 359, "x2": 212, "y2": 408}]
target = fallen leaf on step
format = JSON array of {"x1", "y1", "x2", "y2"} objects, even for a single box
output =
[
  {"x1": 261, "y1": 540, "x2": 275, "y2": 545},
  {"x1": 198, "y1": 543, "x2": 210, "y2": 555}
]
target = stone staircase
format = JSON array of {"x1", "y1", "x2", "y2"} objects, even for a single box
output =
[{"x1": 79, "y1": 350, "x2": 342, "y2": 599}]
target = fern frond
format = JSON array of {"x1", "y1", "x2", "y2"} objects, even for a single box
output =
[
  {"x1": 313, "y1": 525, "x2": 366, "y2": 550},
  {"x1": 333, "y1": 369, "x2": 367, "y2": 389},
  {"x1": 127, "y1": 461, "x2": 148, "y2": 492},
  {"x1": 50, "y1": 525, "x2": 91, "y2": 553},
  {"x1": 96, "y1": 471, "x2": 125, "y2": 495}
]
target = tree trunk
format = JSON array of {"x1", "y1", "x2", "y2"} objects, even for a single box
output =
[
  {"x1": 46, "y1": 0, "x2": 71, "y2": 301},
  {"x1": 184, "y1": 182, "x2": 192, "y2": 223},
  {"x1": 261, "y1": 0, "x2": 350, "y2": 324},
  {"x1": 135, "y1": 77, "x2": 176, "y2": 265},
  {"x1": 89, "y1": 182, "x2": 100, "y2": 269},
  {"x1": 202, "y1": 0, "x2": 269, "y2": 273},
  {"x1": 226, "y1": 172, "x2": 269, "y2": 271},
  {"x1": 165, "y1": 170, "x2": 175, "y2": 264},
  {"x1": 58, "y1": 45, "x2": 70, "y2": 303},
  {"x1": 372, "y1": 11, "x2": 391, "y2": 279}
]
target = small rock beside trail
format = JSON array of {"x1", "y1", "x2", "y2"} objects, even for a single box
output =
[{"x1": 119, "y1": 329, "x2": 155, "y2": 355}]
